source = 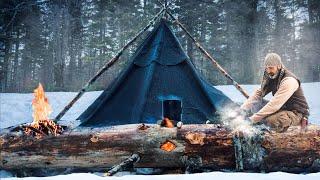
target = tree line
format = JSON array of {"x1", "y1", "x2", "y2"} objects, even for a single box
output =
[{"x1": 1, "y1": 0, "x2": 319, "y2": 93}]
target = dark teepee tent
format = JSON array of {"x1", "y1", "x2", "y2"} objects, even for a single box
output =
[{"x1": 78, "y1": 19, "x2": 235, "y2": 127}]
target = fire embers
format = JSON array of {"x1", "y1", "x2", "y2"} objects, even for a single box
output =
[
  {"x1": 161, "y1": 117, "x2": 175, "y2": 128},
  {"x1": 23, "y1": 119, "x2": 64, "y2": 138},
  {"x1": 160, "y1": 140, "x2": 176, "y2": 152},
  {"x1": 22, "y1": 83, "x2": 64, "y2": 138}
]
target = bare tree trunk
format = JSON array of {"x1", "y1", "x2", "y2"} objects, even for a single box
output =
[
  {"x1": 245, "y1": 0, "x2": 258, "y2": 84},
  {"x1": 307, "y1": 0, "x2": 320, "y2": 82},
  {"x1": 2, "y1": 30, "x2": 12, "y2": 92},
  {"x1": 21, "y1": 26, "x2": 33, "y2": 91},
  {"x1": 53, "y1": 5, "x2": 68, "y2": 90},
  {"x1": 12, "y1": 28, "x2": 20, "y2": 92}
]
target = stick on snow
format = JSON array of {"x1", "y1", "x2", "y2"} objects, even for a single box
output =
[{"x1": 104, "y1": 154, "x2": 140, "y2": 176}]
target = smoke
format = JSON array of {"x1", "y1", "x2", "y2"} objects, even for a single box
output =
[
  {"x1": 219, "y1": 105, "x2": 261, "y2": 137},
  {"x1": 218, "y1": 105, "x2": 269, "y2": 169}
]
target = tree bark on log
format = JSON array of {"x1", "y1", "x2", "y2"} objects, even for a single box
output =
[{"x1": 1, "y1": 124, "x2": 320, "y2": 173}]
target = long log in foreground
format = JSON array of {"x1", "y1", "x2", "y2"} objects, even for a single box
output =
[{"x1": 1, "y1": 124, "x2": 320, "y2": 173}]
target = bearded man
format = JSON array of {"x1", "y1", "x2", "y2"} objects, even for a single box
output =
[{"x1": 241, "y1": 53, "x2": 309, "y2": 132}]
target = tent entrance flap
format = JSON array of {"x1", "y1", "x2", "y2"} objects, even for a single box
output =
[{"x1": 162, "y1": 99, "x2": 182, "y2": 122}]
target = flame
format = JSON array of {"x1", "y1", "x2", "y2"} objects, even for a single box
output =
[
  {"x1": 31, "y1": 83, "x2": 52, "y2": 128},
  {"x1": 160, "y1": 140, "x2": 176, "y2": 152},
  {"x1": 23, "y1": 83, "x2": 62, "y2": 137},
  {"x1": 161, "y1": 117, "x2": 174, "y2": 128}
]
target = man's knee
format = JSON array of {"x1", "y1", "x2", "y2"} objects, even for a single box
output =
[
  {"x1": 265, "y1": 111, "x2": 293, "y2": 132},
  {"x1": 287, "y1": 111, "x2": 303, "y2": 126}
]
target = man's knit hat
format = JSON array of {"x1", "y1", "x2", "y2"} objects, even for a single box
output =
[{"x1": 264, "y1": 53, "x2": 282, "y2": 67}]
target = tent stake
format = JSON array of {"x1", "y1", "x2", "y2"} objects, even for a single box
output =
[
  {"x1": 165, "y1": 10, "x2": 249, "y2": 99},
  {"x1": 54, "y1": 8, "x2": 165, "y2": 123}
]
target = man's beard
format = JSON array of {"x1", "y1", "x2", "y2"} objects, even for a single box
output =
[{"x1": 268, "y1": 71, "x2": 279, "y2": 79}]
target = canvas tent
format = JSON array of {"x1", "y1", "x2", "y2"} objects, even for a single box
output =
[{"x1": 78, "y1": 19, "x2": 235, "y2": 127}]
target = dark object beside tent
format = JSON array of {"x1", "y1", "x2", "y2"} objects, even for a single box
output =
[{"x1": 78, "y1": 20, "x2": 235, "y2": 127}]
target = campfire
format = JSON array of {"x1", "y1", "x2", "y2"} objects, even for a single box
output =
[
  {"x1": 22, "y1": 83, "x2": 64, "y2": 138},
  {"x1": 159, "y1": 99, "x2": 182, "y2": 128},
  {"x1": 161, "y1": 117, "x2": 175, "y2": 128}
]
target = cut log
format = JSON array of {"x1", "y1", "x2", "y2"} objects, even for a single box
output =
[{"x1": 1, "y1": 124, "x2": 320, "y2": 173}]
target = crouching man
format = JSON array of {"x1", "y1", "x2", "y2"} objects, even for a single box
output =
[{"x1": 241, "y1": 53, "x2": 309, "y2": 132}]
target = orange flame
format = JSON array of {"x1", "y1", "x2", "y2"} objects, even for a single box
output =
[
  {"x1": 160, "y1": 140, "x2": 176, "y2": 152},
  {"x1": 161, "y1": 117, "x2": 174, "y2": 128},
  {"x1": 32, "y1": 83, "x2": 52, "y2": 128}
]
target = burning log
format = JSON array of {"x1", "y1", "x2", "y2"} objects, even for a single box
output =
[{"x1": 1, "y1": 124, "x2": 320, "y2": 173}]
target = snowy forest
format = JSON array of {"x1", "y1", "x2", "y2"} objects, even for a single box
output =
[{"x1": 1, "y1": 0, "x2": 319, "y2": 93}]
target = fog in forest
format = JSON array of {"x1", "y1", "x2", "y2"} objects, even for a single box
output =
[{"x1": 1, "y1": 0, "x2": 319, "y2": 92}]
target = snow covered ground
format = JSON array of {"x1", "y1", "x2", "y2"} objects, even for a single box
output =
[
  {"x1": 0, "y1": 82, "x2": 319, "y2": 129},
  {"x1": 1, "y1": 171, "x2": 320, "y2": 180},
  {"x1": 0, "y1": 82, "x2": 319, "y2": 179}
]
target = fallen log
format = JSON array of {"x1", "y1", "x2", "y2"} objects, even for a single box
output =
[{"x1": 1, "y1": 124, "x2": 320, "y2": 173}]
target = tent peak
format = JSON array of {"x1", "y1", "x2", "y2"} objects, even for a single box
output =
[{"x1": 133, "y1": 18, "x2": 188, "y2": 67}]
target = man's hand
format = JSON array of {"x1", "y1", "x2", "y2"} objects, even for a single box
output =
[
  {"x1": 239, "y1": 108, "x2": 253, "y2": 117},
  {"x1": 248, "y1": 115, "x2": 261, "y2": 125},
  {"x1": 242, "y1": 116, "x2": 253, "y2": 124}
]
